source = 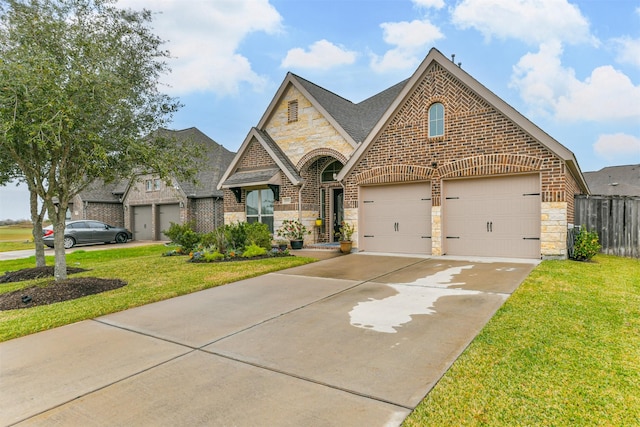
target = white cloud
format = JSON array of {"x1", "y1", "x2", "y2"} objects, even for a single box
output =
[
  {"x1": 593, "y1": 134, "x2": 640, "y2": 163},
  {"x1": 281, "y1": 40, "x2": 357, "y2": 70},
  {"x1": 613, "y1": 37, "x2": 640, "y2": 68},
  {"x1": 511, "y1": 42, "x2": 640, "y2": 122},
  {"x1": 412, "y1": 0, "x2": 445, "y2": 9},
  {"x1": 556, "y1": 66, "x2": 640, "y2": 121},
  {"x1": 117, "y1": 0, "x2": 283, "y2": 95},
  {"x1": 370, "y1": 19, "x2": 444, "y2": 72},
  {"x1": 452, "y1": 0, "x2": 598, "y2": 46}
]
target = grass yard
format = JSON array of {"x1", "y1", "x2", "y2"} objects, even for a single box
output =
[
  {"x1": 403, "y1": 254, "x2": 640, "y2": 426},
  {"x1": 0, "y1": 224, "x2": 35, "y2": 252},
  {"x1": 0, "y1": 245, "x2": 315, "y2": 341}
]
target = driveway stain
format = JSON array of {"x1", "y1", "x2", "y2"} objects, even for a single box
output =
[{"x1": 349, "y1": 265, "x2": 483, "y2": 333}]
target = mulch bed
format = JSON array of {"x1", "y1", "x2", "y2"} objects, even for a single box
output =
[{"x1": 0, "y1": 267, "x2": 126, "y2": 310}]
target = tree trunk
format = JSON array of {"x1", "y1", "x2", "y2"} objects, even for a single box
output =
[
  {"x1": 29, "y1": 188, "x2": 46, "y2": 268},
  {"x1": 48, "y1": 203, "x2": 68, "y2": 281}
]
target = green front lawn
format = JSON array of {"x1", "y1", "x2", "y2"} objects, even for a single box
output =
[
  {"x1": 0, "y1": 224, "x2": 35, "y2": 252},
  {"x1": 403, "y1": 255, "x2": 640, "y2": 426},
  {"x1": 0, "y1": 245, "x2": 315, "y2": 341}
]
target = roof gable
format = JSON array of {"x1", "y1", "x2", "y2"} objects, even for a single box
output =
[
  {"x1": 337, "y1": 48, "x2": 588, "y2": 193},
  {"x1": 158, "y1": 127, "x2": 235, "y2": 198},
  {"x1": 217, "y1": 128, "x2": 302, "y2": 190}
]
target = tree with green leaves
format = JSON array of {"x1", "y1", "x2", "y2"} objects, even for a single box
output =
[{"x1": 0, "y1": 0, "x2": 199, "y2": 280}]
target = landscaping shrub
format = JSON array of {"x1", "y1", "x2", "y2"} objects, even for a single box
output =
[
  {"x1": 246, "y1": 222, "x2": 272, "y2": 250},
  {"x1": 163, "y1": 221, "x2": 201, "y2": 253},
  {"x1": 225, "y1": 222, "x2": 248, "y2": 250},
  {"x1": 242, "y1": 243, "x2": 267, "y2": 258},
  {"x1": 203, "y1": 251, "x2": 225, "y2": 262},
  {"x1": 570, "y1": 227, "x2": 601, "y2": 261},
  {"x1": 199, "y1": 231, "x2": 217, "y2": 249}
]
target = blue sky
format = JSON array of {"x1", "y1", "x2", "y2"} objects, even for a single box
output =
[{"x1": 1, "y1": 0, "x2": 639, "y2": 220}]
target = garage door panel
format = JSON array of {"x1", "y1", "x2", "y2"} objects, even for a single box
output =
[
  {"x1": 159, "y1": 204, "x2": 180, "y2": 240},
  {"x1": 133, "y1": 206, "x2": 152, "y2": 241},
  {"x1": 444, "y1": 175, "x2": 540, "y2": 259},
  {"x1": 360, "y1": 183, "x2": 431, "y2": 255}
]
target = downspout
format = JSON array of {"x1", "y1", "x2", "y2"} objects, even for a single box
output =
[{"x1": 297, "y1": 181, "x2": 306, "y2": 220}]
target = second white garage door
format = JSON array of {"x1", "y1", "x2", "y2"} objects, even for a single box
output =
[
  {"x1": 159, "y1": 204, "x2": 181, "y2": 240},
  {"x1": 360, "y1": 182, "x2": 432, "y2": 254},
  {"x1": 443, "y1": 174, "x2": 541, "y2": 258}
]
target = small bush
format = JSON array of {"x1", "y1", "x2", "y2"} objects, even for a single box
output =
[
  {"x1": 204, "y1": 251, "x2": 225, "y2": 262},
  {"x1": 163, "y1": 221, "x2": 201, "y2": 252},
  {"x1": 199, "y1": 231, "x2": 217, "y2": 249},
  {"x1": 246, "y1": 222, "x2": 272, "y2": 250},
  {"x1": 225, "y1": 222, "x2": 248, "y2": 251},
  {"x1": 571, "y1": 228, "x2": 601, "y2": 261},
  {"x1": 242, "y1": 243, "x2": 267, "y2": 258}
]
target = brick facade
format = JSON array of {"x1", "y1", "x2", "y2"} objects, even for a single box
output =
[
  {"x1": 69, "y1": 196, "x2": 124, "y2": 227},
  {"x1": 189, "y1": 197, "x2": 224, "y2": 233},
  {"x1": 220, "y1": 52, "x2": 586, "y2": 258}
]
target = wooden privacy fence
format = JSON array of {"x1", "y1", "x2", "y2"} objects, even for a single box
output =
[{"x1": 574, "y1": 195, "x2": 640, "y2": 258}]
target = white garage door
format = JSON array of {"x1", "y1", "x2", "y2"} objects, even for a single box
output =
[
  {"x1": 360, "y1": 182, "x2": 431, "y2": 254},
  {"x1": 159, "y1": 204, "x2": 181, "y2": 240},
  {"x1": 443, "y1": 174, "x2": 540, "y2": 258},
  {"x1": 132, "y1": 205, "x2": 152, "y2": 241}
]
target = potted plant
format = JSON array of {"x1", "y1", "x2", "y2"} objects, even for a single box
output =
[
  {"x1": 276, "y1": 219, "x2": 310, "y2": 249},
  {"x1": 336, "y1": 221, "x2": 355, "y2": 253},
  {"x1": 275, "y1": 239, "x2": 289, "y2": 251}
]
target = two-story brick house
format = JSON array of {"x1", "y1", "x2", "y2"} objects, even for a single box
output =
[
  {"x1": 72, "y1": 127, "x2": 235, "y2": 241},
  {"x1": 218, "y1": 48, "x2": 589, "y2": 259}
]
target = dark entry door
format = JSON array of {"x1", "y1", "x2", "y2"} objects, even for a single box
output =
[{"x1": 332, "y1": 188, "x2": 344, "y2": 242}]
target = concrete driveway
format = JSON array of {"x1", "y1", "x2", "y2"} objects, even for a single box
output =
[{"x1": 0, "y1": 253, "x2": 537, "y2": 426}]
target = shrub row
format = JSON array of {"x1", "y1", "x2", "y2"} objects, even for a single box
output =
[{"x1": 162, "y1": 221, "x2": 284, "y2": 262}]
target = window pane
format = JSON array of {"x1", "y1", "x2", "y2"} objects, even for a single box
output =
[
  {"x1": 246, "y1": 191, "x2": 258, "y2": 216},
  {"x1": 261, "y1": 189, "x2": 274, "y2": 215},
  {"x1": 321, "y1": 160, "x2": 343, "y2": 182},
  {"x1": 429, "y1": 103, "x2": 444, "y2": 137},
  {"x1": 262, "y1": 216, "x2": 274, "y2": 233}
]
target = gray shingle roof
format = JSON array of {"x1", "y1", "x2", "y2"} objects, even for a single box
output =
[
  {"x1": 293, "y1": 74, "x2": 409, "y2": 144},
  {"x1": 254, "y1": 128, "x2": 301, "y2": 182},
  {"x1": 78, "y1": 179, "x2": 123, "y2": 203},
  {"x1": 222, "y1": 168, "x2": 281, "y2": 187},
  {"x1": 584, "y1": 164, "x2": 640, "y2": 196},
  {"x1": 80, "y1": 127, "x2": 234, "y2": 202},
  {"x1": 156, "y1": 127, "x2": 235, "y2": 198}
]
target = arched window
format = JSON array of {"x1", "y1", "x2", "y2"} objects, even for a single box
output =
[
  {"x1": 428, "y1": 102, "x2": 444, "y2": 137},
  {"x1": 321, "y1": 160, "x2": 343, "y2": 182}
]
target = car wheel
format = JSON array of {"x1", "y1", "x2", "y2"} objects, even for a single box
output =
[
  {"x1": 115, "y1": 233, "x2": 128, "y2": 244},
  {"x1": 63, "y1": 236, "x2": 75, "y2": 249}
]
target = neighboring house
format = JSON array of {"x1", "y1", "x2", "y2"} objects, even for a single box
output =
[
  {"x1": 75, "y1": 127, "x2": 235, "y2": 240},
  {"x1": 583, "y1": 164, "x2": 640, "y2": 196},
  {"x1": 69, "y1": 179, "x2": 127, "y2": 226},
  {"x1": 218, "y1": 48, "x2": 589, "y2": 259},
  {"x1": 122, "y1": 127, "x2": 235, "y2": 240}
]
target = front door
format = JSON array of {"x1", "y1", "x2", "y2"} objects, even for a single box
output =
[{"x1": 332, "y1": 188, "x2": 344, "y2": 242}]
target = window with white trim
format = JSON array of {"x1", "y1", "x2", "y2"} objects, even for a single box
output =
[
  {"x1": 428, "y1": 102, "x2": 444, "y2": 137},
  {"x1": 246, "y1": 188, "x2": 274, "y2": 232}
]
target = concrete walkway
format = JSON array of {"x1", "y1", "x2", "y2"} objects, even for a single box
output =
[{"x1": 0, "y1": 253, "x2": 538, "y2": 426}]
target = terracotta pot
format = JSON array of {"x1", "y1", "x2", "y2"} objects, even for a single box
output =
[{"x1": 340, "y1": 241, "x2": 352, "y2": 254}]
